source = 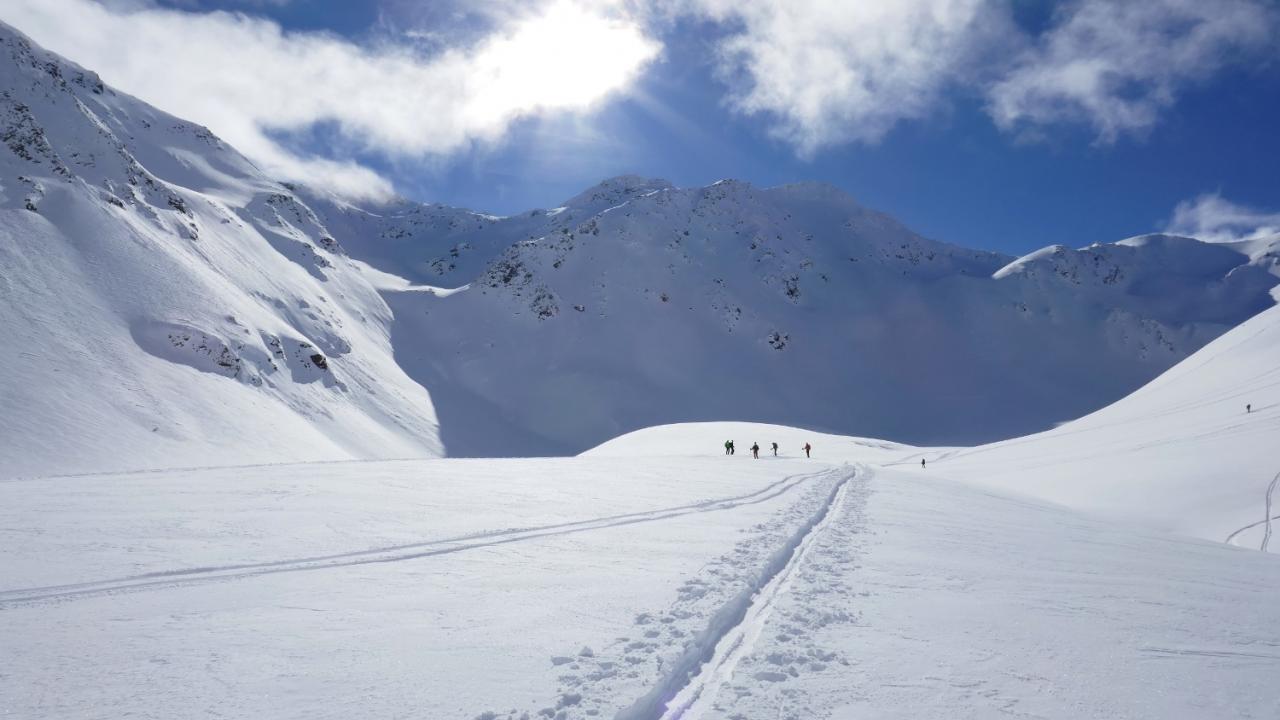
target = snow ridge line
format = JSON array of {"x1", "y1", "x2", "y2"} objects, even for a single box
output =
[
  {"x1": 0, "y1": 470, "x2": 827, "y2": 606},
  {"x1": 614, "y1": 465, "x2": 858, "y2": 720}
]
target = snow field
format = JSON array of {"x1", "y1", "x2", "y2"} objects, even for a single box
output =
[
  {"x1": 0, "y1": 457, "x2": 846, "y2": 719},
  {"x1": 5, "y1": 453, "x2": 1279, "y2": 719},
  {"x1": 698, "y1": 468, "x2": 1280, "y2": 719}
]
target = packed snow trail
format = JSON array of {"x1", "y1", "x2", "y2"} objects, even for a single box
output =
[
  {"x1": 654, "y1": 468, "x2": 857, "y2": 720},
  {"x1": 0, "y1": 469, "x2": 825, "y2": 607},
  {"x1": 612, "y1": 466, "x2": 856, "y2": 720}
]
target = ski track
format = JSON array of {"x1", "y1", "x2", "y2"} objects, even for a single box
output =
[
  {"x1": 612, "y1": 465, "x2": 858, "y2": 720},
  {"x1": 1263, "y1": 471, "x2": 1278, "y2": 552},
  {"x1": 1224, "y1": 514, "x2": 1280, "y2": 547},
  {"x1": 1223, "y1": 470, "x2": 1280, "y2": 551},
  {"x1": 0, "y1": 470, "x2": 828, "y2": 607}
]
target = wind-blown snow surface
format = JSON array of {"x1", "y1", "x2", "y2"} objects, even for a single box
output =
[
  {"x1": 310, "y1": 176, "x2": 1280, "y2": 456},
  {"x1": 0, "y1": 24, "x2": 441, "y2": 476}
]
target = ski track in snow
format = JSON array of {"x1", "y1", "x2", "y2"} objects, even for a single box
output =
[
  {"x1": 1263, "y1": 471, "x2": 1278, "y2": 552},
  {"x1": 1223, "y1": 470, "x2": 1280, "y2": 551},
  {"x1": 0, "y1": 470, "x2": 828, "y2": 607},
  {"x1": 600, "y1": 466, "x2": 857, "y2": 720},
  {"x1": 653, "y1": 469, "x2": 856, "y2": 720}
]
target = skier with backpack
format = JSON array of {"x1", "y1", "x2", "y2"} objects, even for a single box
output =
[
  {"x1": 803, "y1": 442, "x2": 811, "y2": 458},
  {"x1": 751, "y1": 442, "x2": 760, "y2": 459},
  {"x1": 771, "y1": 442, "x2": 778, "y2": 456},
  {"x1": 724, "y1": 440, "x2": 732, "y2": 455}
]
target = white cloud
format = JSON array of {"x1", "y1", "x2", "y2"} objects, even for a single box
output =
[
  {"x1": 657, "y1": 0, "x2": 1278, "y2": 153},
  {"x1": 1166, "y1": 193, "x2": 1280, "y2": 243},
  {"x1": 0, "y1": 0, "x2": 659, "y2": 198},
  {"x1": 669, "y1": 0, "x2": 1011, "y2": 154},
  {"x1": 989, "y1": 0, "x2": 1278, "y2": 142},
  {"x1": 3, "y1": 0, "x2": 1276, "y2": 186}
]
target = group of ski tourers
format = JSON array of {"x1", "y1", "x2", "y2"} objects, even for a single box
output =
[{"x1": 724, "y1": 439, "x2": 811, "y2": 459}]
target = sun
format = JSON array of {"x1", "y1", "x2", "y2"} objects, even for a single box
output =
[{"x1": 467, "y1": 0, "x2": 661, "y2": 121}]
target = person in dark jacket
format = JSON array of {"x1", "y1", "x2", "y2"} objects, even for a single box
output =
[
  {"x1": 771, "y1": 442, "x2": 778, "y2": 456},
  {"x1": 751, "y1": 443, "x2": 760, "y2": 459},
  {"x1": 803, "y1": 442, "x2": 811, "y2": 458}
]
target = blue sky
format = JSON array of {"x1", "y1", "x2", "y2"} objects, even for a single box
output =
[{"x1": 6, "y1": 0, "x2": 1280, "y2": 255}]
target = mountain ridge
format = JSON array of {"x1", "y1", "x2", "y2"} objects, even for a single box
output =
[{"x1": 1, "y1": 20, "x2": 1277, "y2": 471}]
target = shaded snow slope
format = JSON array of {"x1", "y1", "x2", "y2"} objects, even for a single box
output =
[
  {"x1": 0, "y1": 23, "x2": 441, "y2": 477},
  {"x1": 595, "y1": 301, "x2": 1280, "y2": 553},
  {"x1": 920, "y1": 301, "x2": 1280, "y2": 550},
  {"x1": 352, "y1": 177, "x2": 1277, "y2": 456},
  {"x1": 4, "y1": 457, "x2": 1278, "y2": 718}
]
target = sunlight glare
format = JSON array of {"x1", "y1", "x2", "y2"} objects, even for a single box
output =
[{"x1": 467, "y1": 0, "x2": 660, "y2": 123}]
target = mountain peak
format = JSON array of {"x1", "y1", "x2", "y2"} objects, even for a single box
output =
[{"x1": 560, "y1": 175, "x2": 674, "y2": 210}]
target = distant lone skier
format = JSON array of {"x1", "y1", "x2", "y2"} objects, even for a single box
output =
[
  {"x1": 803, "y1": 442, "x2": 811, "y2": 458},
  {"x1": 921, "y1": 458, "x2": 927, "y2": 469},
  {"x1": 771, "y1": 442, "x2": 779, "y2": 456},
  {"x1": 1247, "y1": 404, "x2": 1252, "y2": 413},
  {"x1": 751, "y1": 443, "x2": 760, "y2": 459}
]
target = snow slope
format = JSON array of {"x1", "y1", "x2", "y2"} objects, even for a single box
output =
[
  {"x1": 0, "y1": 23, "x2": 441, "y2": 477},
  {"x1": 320, "y1": 177, "x2": 1279, "y2": 456},
  {"x1": 918, "y1": 300, "x2": 1280, "y2": 550},
  {"x1": 596, "y1": 297, "x2": 1280, "y2": 553},
  {"x1": 4, "y1": 455, "x2": 1278, "y2": 718}
]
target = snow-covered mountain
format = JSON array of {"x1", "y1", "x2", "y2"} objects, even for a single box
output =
[
  {"x1": 0, "y1": 23, "x2": 442, "y2": 476},
  {"x1": 305, "y1": 177, "x2": 1279, "y2": 456},
  {"x1": 2, "y1": 20, "x2": 1277, "y2": 473}
]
